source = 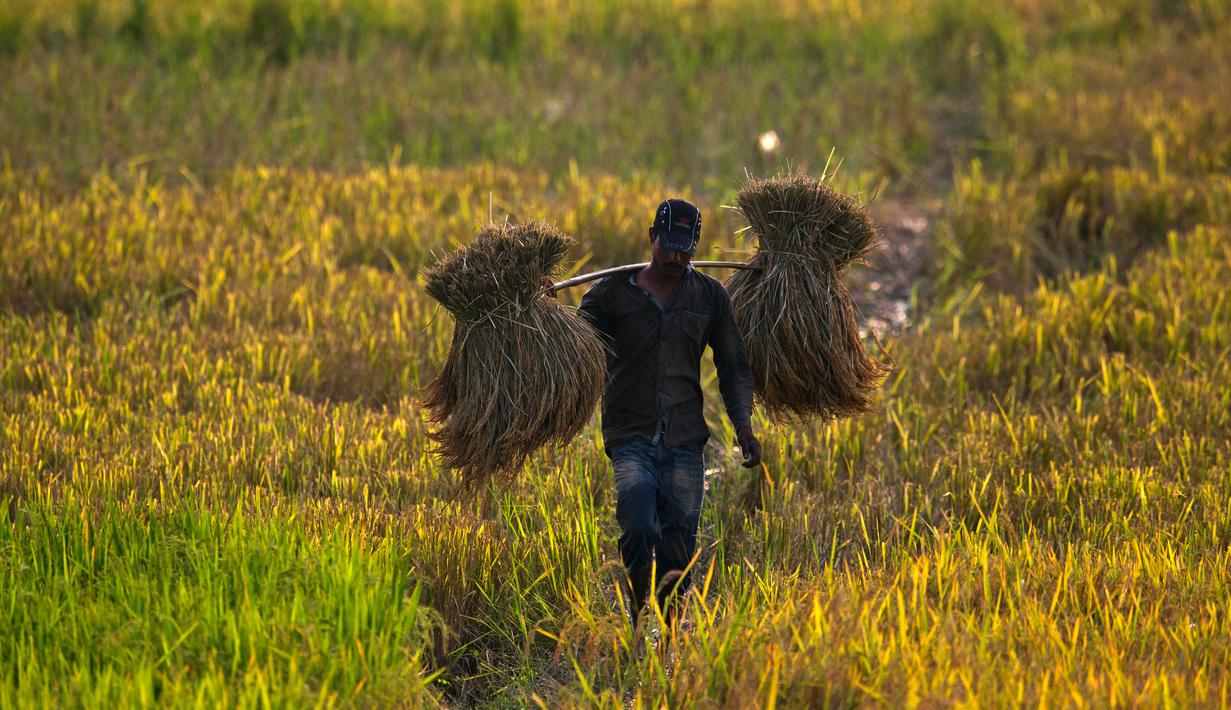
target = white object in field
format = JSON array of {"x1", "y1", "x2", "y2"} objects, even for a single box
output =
[{"x1": 758, "y1": 130, "x2": 781, "y2": 155}]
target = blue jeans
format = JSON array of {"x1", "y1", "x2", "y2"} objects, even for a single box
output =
[{"x1": 608, "y1": 437, "x2": 706, "y2": 621}]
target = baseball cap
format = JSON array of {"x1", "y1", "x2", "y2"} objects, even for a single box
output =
[{"x1": 653, "y1": 198, "x2": 701, "y2": 254}]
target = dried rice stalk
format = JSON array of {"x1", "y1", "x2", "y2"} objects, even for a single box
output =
[
  {"x1": 422, "y1": 221, "x2": 605, "y2": 487},
  {"x1": 726, "y1": 173, "x2": 890, "y2": 419}
]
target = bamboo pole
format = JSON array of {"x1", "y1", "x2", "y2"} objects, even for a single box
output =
[{"x1": 550, "y1": 260, "x2": 757, "y2": 293}]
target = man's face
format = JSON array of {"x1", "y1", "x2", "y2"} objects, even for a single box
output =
[{"x1": 650, "y1": 229, "x2": 692, "y2": 276}]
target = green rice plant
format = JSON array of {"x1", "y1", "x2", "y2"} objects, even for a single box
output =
[
  {"x1": 246, "y1": 0, "x2": 296, "y2": 65},
  {"x1": 0, "y1": 493, "x2": 443, "y2": 706},
  {"x1": 0, "y1": 0, "x2": 950, "y2": 186},
  {"x1": 117, "y1": 0, "x2": 153, "y2": 46},
  {"x1": 911, "y1": 0, "x2": 1025, "y2": 88}
]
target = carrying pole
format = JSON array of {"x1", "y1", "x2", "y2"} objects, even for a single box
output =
[{"x1": 550, "y1": 260, "x2": 757, "y2": 293}]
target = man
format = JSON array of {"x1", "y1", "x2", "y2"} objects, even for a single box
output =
[{"x1": 576, "y1": 198, "x2": 762, "y2": 629}]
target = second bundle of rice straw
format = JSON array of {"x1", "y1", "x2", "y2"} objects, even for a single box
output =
[{"x1": 725, "y1": 174, "x2": 890, "y2": 420}]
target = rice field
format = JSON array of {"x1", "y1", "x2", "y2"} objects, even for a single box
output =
[{"x1": 2, "y1": 0, "x2": 1230, "y2": 706}]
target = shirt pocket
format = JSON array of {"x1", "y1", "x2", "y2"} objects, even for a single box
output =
[{"x1": 670, "y1": 307, "x2": 712, "y2": 344}]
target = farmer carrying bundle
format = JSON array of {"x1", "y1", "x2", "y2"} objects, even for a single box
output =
[
  {"x1": 422, "y1": 181, "x2": 885, "y2": 635},
  {"x1": 725, "y1": 173, "x2": 890, "y2": 419},
  {"x1": 421, "y1": 221, "x2": 605, "y2": 487},
  {"x1": 572, "y1": 198, "x2": 763, "y2": 631}
]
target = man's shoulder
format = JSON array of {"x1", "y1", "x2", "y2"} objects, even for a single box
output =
[
  {"x1": 690, "y1": 268, "x2": 725, "y2": 289},
  {"x1": 580, "y1": 273, "x2": 626, "y2": 302},
  {"x1": 689, "y1": 268, "x2": 733, "y2": 302}
]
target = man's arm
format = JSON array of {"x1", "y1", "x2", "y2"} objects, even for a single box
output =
[
  {"x1": 709, "y1": 285, "x2": 761, "y2": 467},
  {"x1": 577, "y1": 279, "x2": 610, "y2": 335}
]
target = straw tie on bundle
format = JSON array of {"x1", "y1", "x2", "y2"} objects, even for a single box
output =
[
  {"x1": 422, "y1": 222, "x2": 606, "y2": 487},
  {"x1": 725, "y1": 174, "x2": 890, "y2": 419}
]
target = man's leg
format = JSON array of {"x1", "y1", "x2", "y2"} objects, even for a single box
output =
[
  {"x1": 654, "y1": 443, "x2": 706, "y2": 624},
  {"x1": 610, "y1": 438, "x2": 660, "y2": 627}
]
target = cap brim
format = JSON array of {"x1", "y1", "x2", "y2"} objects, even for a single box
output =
[{"x1": 660, "y1": 231, "x2": 697, "y2": 253}]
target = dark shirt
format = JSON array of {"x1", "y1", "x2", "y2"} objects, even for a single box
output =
[{"x1": 578, "y1": 266, "x2": 755, "y2": 452}]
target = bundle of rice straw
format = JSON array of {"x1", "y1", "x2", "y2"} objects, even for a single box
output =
[
  {"x1": 725, "y1": 174, "x2": 890, "y2": 420},
  {"x1": 421, "y1": 221, "x2": 606, "y2": 487}
]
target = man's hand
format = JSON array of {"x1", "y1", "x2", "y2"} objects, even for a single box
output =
[{"x1": 736, "y1": 425, "x2": 762, "y2": 468}]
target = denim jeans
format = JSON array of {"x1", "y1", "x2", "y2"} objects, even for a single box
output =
[{"x1": 608, "y1": 437, "x2": 706, "y2": 621}]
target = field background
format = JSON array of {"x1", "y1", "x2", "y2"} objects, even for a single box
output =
[{"x1": 2, "y1": 0, "x2": 1230, "y2": 706}]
